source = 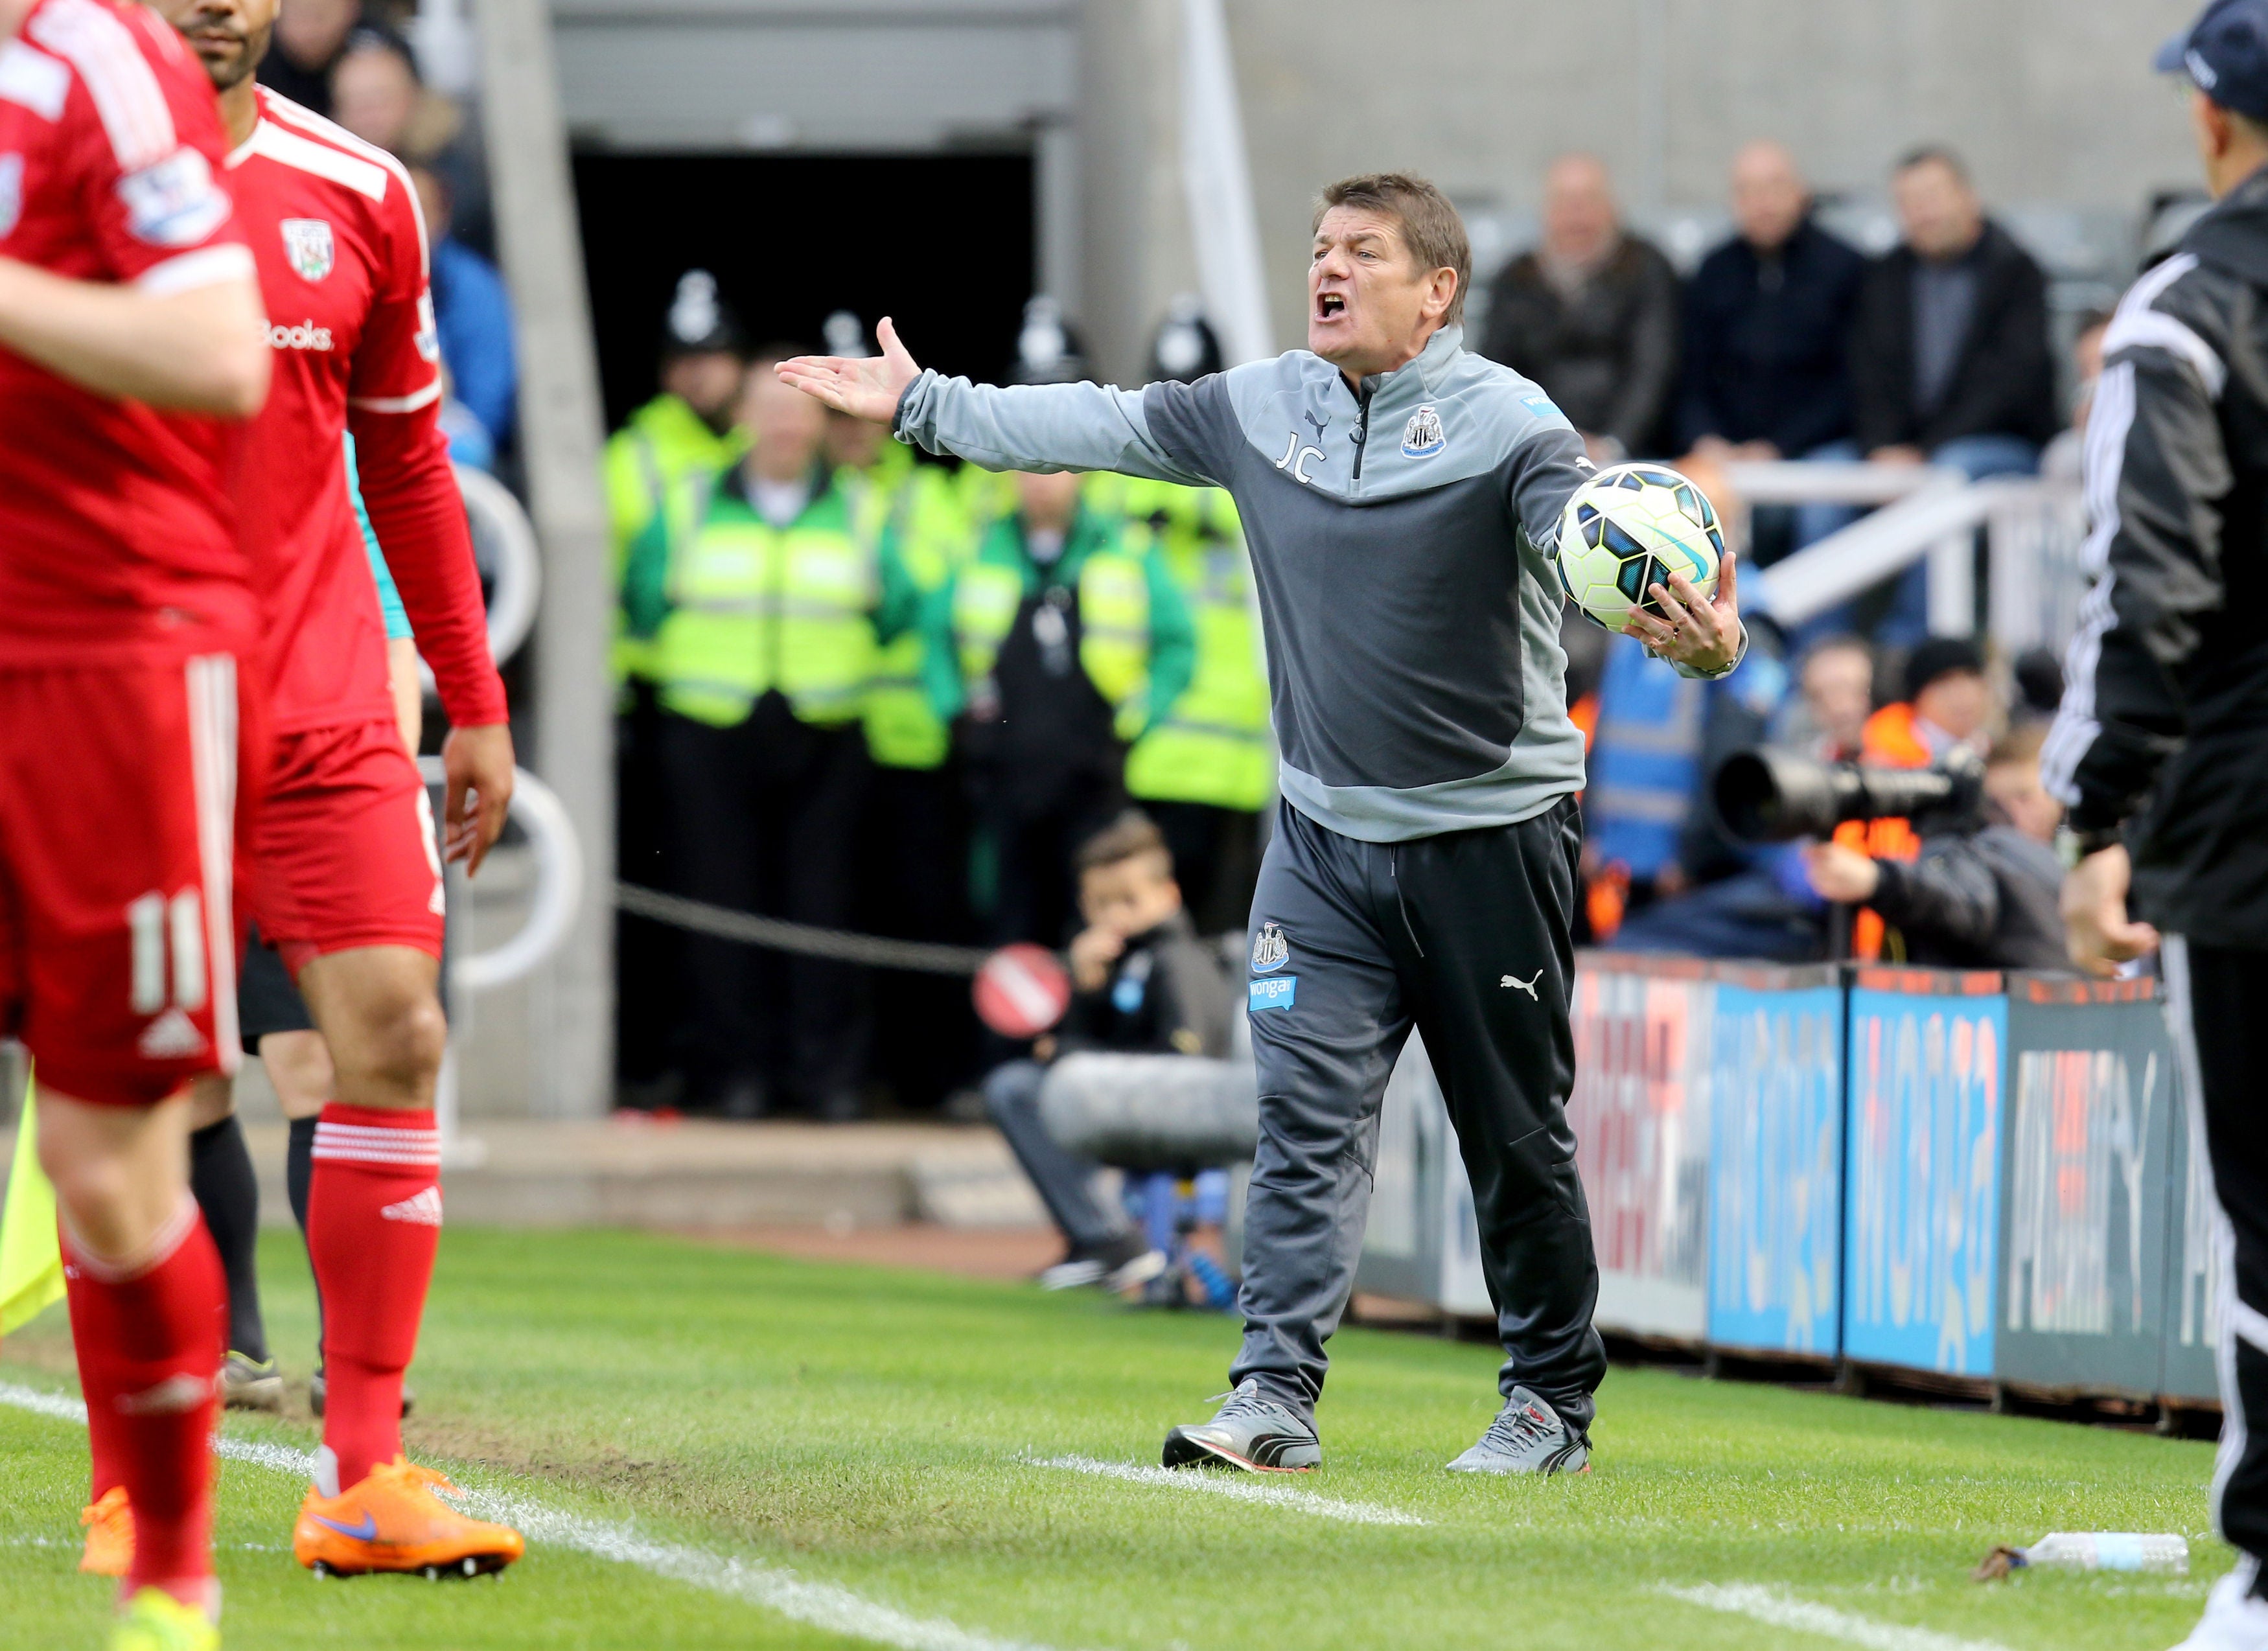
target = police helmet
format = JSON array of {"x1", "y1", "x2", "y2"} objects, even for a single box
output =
[
  {"x1": 660, "y1": 270, "x2": 748, "y2": 360},
  {"x1": 1008, "y1": 296, "x2": 1091, "y2": 385},
  {"x1": 1148, "y1": 294, "x2": 1223, "y2": 383}
]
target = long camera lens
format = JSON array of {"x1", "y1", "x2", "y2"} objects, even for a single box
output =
[{"x1": 1712, "y1": 749, "x2": 1976, "y2": 842}]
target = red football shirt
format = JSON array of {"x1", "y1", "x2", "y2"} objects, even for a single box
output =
[
  {"x1": 226, "y1": 87, "x2": 504, "y2": 732},
  {"x1": 0, "y1": 0, "x2": 257, "y2": 659}
]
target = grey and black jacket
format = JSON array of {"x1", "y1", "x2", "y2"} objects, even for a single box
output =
[
  {"x1": 1868, "y1": 820, "x2": 2071, "y2": 973},
  {"x1": 2043, "y1": 165, "x2": 2268, "y2": 944},
  {"x1": 895, "y1": 325, "x2": 1741, "y2": 844}
]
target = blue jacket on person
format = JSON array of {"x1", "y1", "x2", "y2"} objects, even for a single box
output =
[
  {"x1": 430, "y1": 234, "x2": 518, "y2": 450},
  {"x1": 1678, "y1": 215, "x2": 1868, "y2": 456}
]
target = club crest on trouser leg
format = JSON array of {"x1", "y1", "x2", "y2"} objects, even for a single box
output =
[
  {"x1": 282, "y1": 218, "x2": 335, "y2": 282},
  {"x1": 1251, "y1": 921, "x2": 1289, "y2": 973}
]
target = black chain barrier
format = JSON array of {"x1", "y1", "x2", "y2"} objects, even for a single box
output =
[{"x1": 614, "y1": 883, "x2": 995, "y2": 977}]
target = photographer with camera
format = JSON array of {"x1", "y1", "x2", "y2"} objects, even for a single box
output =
[{"x1": 1796, "y1": 726, "x2": 2068, "y2": 970}]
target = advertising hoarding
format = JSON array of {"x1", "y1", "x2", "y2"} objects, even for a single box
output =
[
  {"x1": 1844, "y1": 969, "x2": 2006, "y2": 1379},
  {"x1": 1996, "y1": 976, "x2": 2175, "y2": 1396},
  {"x1": 1707, "y1": 967, "x2": 1844, "y2": 1357}
]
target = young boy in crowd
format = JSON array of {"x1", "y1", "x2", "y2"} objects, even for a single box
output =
[{"x1": 983, "y1": 813, "x2": 1234, "y2": 1292}]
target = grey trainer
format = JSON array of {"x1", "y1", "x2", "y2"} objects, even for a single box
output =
[
  {"x1": 1161, "y1": 1378, "x2": 1321, "y2": 1473},
  {"x1": 1445, "y1": 1387, "x2": 1590, "y2": 1475},
  {"x1": 220, "y1": 1350, "x2": 283, "y2": 1413}
]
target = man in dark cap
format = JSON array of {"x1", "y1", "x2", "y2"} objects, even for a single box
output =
[
  {"x1": 605, "y1": 271, "x2": 751, "y2": 1103},
  {"x1": 2046, "y1": 5, "x2": 2268, "y2": 1643}
]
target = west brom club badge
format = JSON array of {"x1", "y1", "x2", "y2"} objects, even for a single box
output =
[{"x1": 282, "y1": 218, "x2": 335, "y2": 282}]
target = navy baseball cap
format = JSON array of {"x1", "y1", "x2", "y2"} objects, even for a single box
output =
[{"x1": 2157, "y1": 0, "x2": 2268, "y2": 120}]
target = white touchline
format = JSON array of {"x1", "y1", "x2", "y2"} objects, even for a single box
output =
[
  {"x1": 1026, "y1": 1454, "x2": 1428, "y2": 1528},
  {"x1": 0, "y1": 1382, "x2": 1065, "y2": 1651},
  {"x1": 1659, "y1": 1583, "x2": 2017, "y2": 1651}
]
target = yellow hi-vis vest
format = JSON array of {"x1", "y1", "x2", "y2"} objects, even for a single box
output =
[
  {"x1": 951, "y1": 526, "x2": 1155, "y2": 743},
  {"x1": 605, "y1": 395, "x2": 747, "y2": 687},
  {"x1": 1098, "y1": 479, "x2": 1275, "y2": 813},
  {"x1": 861, "y1": 463, "x2": 973, "y2": 770},
  {"x1": 651, "y1": 470, "x2": 879, "y2": 729}
]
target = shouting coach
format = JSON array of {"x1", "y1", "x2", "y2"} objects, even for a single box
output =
[{"x1": 781, "y1": 173, "x2": 1744, "y2": 1475}]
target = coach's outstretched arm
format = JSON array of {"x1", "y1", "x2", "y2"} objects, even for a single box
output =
[
  {"x1": 0, "y1": 257, "x2": 268, "y2": 415},
  {"x1": 778, "y1": 317, "x2": 1213, "y2": 485}
]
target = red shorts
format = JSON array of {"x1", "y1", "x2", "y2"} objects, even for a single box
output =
[
  {"x1": 246, "y1": 719, "x2": 443, "y2": 975},
  {"x1": 0, "y1": 648, "x2": 252, "y2": 1106}
]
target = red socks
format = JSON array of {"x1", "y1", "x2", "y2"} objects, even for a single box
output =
[
  {"x1": 62, "y1": 1198, "x2": 224, "y2": 1600},
  {"x1": 307, "y1": 1103, "x2": 441, "y2": 1492}
]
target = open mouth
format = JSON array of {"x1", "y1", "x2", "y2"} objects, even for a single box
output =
[{"x1": 1316, "y1": 293, "x2": 1347, "y2": 320}]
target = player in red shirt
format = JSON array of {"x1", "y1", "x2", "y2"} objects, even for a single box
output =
[
  {"x1": 0, "y1": 0, "x2": 270, "y2": 1640},
  {"x1": 69, "y1": 0, "x2": 524, "y2": 1586}
]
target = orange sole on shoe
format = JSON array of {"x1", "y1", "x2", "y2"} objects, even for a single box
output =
[{"x1": 292, "y1": 1457, "x2": 524, "y2": 1579}]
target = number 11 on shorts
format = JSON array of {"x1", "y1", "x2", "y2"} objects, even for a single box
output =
[{"x1": 127, "y1": 889, "x2": 207, "y2": 1014}]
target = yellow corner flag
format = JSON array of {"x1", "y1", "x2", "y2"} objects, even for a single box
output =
[{"x1": 0, "y1": 1073, "x2": 64, "y2": 1336}]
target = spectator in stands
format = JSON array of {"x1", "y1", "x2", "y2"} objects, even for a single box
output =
[
  {"x1": 632, "y1": 358, "x2": 923, "y2": 1122},
  {"x1": 1781, "y1": 634, "x2": 1875, "y2": 760},
  {"x1": 1801, "y1": 724, "x2": 2068, "y2": 970},
  {"x1": 1834, "y1": 635, "x2": 1996, "y2": 958},
  {"x1": 984, "y1": 814, "x2": 1232, "y2": 1295},
  {"x1": 410, "y1": 167, "x2": 516, "y2": 456},
  {"x1": 331, "y1": 29, "x2": 491, "y2": 255},
  {"x1": 257, "y1": 0, "x2": 359, "y2": 115},
  {"x1": 1865, "y1": 636, "x2": 1994, "y2": 765},
  {"x1": 2042, "y1": 308, "x2": 2113, "y2": 483},
  {"x1": 1480, "y1": 154, "x2": 1681, "y2": 461},
  {"x1": 930, "y1": 468, "x2": 1194, "y2": 952},
  {"x1": 1682, "y1": 141, "x2": 1869, "y2": 473},
  {"x1": 1846, "y1": 147, "x2": 2059, "y2": 641}
]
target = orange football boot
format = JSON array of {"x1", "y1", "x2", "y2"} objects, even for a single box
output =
[
  {"x1": 292, "y1": 1457, "x2": 523, "y2": 1578},
  {"x1": 80, "y1": 1485, "x2": 134, "y2": 1576}
]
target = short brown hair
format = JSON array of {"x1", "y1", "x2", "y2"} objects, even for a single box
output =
[
  {"x1": 1313, "y1": 172, "x2": 1472, "y2": 327},
  {"x1": 1074, "y1": 811, "x2": 1173, "y2": 877}
]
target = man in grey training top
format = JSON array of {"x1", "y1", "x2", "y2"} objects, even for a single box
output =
[{"x1": 782, "y1": 172, "x2": 1744, "y2": 1476}]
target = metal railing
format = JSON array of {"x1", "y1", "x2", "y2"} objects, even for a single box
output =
[{"x1": 1723, "y1": 459, "x2": 2088, "y2": 653}]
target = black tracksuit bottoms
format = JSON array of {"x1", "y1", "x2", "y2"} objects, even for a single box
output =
[
  {"x1": 2166, "y1": 936, "x2": 2268, "y2": 1573},
  {"x1": 1232, "y1": 795, "x2": 1607, "y2": 1433}
]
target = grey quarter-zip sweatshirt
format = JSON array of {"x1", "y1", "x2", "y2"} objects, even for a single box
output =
[{"x1": 894, "y1": 324, "x2": 1734, "y2": 844}]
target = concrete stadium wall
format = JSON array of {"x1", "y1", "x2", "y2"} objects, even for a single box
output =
[
  {"x1": 1217, "y1": 0, "x2": 2202, "y2": 373},
  {"x1": 546, "y1": 0, "x2": 2205, "y2": 384}
]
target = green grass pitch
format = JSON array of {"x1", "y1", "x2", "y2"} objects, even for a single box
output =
[{"x1": 0, "y1": 1229, "x2": 2232, "y2": 1649}]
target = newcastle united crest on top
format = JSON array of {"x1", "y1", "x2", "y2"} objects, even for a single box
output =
[
  {"x1": 1400, "y1": 403, "x2": 1445, "y2": 458},
  {"x1": 1251, "y1": 921, "x2": 1288, "y2": 973},
  {"x1": 282, "y1": 218, "x2": 335, "y2": 283}
]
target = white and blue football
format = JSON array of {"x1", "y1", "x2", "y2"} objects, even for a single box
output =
[{"x1": 1553, "y1": 462, "x2": 1724, "y2": 633}]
